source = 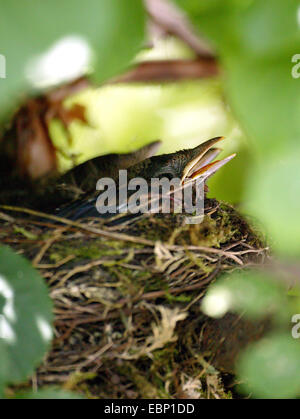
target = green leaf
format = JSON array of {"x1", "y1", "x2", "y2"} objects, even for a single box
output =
[
  {"x1": 237, "y1": 333, "x2": 300, "y2": 398},
  {"x1": 0, "y1": 246, "x2": 53, "y2": 385},
  {"x1": 245, "y1": 152, "x2": 300, "y2": 256},
  {"x1": 201, "y1": 270, "x2": 287, "y2": 320},
  {"x1": 0, "y1": 340, "x2": 9, "y2": 397},
  {"x1": 174, "y1": 0, "x2": 300, "y2": 254},
  {"x1": 174, "y1": 0, "x2": 300, "y2": 155},
  {"x1": 0, "y1": 0, "x2": 145, "y2": 118}
]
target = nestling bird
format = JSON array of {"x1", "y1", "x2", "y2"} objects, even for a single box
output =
[
  {"x1": 54, "y1": 140, "x2": 162, "y2": 198},
  {"x1": 0, "y1": 140, "x2": 162, "y2": 211},
  {"x1": 56, "y1": 136, "x2": 235, "y2": 220}
]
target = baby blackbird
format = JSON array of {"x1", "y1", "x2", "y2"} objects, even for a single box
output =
[{"x1": 56, "y1": 137, "x2": 235, "y2": 221}]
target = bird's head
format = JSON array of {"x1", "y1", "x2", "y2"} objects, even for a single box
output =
[
  {"x1": 128, "y1": 136, "x2": 236, "y2": 185},
  {"x1": 55, "y1": 137, "x2": 235, "y2": 221}
]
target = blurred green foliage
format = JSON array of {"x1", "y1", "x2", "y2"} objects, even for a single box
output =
[
  {"x1": 0, "y1": 0, "x2": 145, "y2": 117},
  {"x1": 0, "y1": 246, "x2": 53, "y2": 392},
  {"x1": 237, "y1": 332, "x2": 300, "y2": 398},
  {"x1": 202, "y1": 270, "x2": 288, "y2": 321},
  {"x1": 202, "y1": 270, "x2": 300, "y2": 397},
  {"x1": 175, "y1": 0, "x2": 300, "y2": 256}
]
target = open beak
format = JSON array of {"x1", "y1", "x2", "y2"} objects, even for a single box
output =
[{"x1": 181, "y1": 136, "x2": 236, "y2": 184}]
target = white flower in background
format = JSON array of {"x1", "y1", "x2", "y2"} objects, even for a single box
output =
[{"x1": 26, "y1": 35, "x2": 93, "y2": 88}]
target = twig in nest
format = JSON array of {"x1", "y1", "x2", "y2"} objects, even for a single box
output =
[
  {"x1": 145, "y1": 0, "x2": 214, "y2": 57},
  {"x1": 110, "y1": 58, "x2": 218, "y2": 84},
  {"x1": 0, "y1": 205, "x2": 248, "y2": 265},
  {"x1": 35, "y1": 255, "x2": 76, "y2": 269},
  {"x1": 33, "y1": 227, "x2": 69, "y2": 266}
]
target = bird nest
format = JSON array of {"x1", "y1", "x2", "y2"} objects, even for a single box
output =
[{"x1": 0, "y1": 199, "x2": 267, "y2": 398}]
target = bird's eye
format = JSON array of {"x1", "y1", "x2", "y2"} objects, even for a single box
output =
[
  {"x1": 153, "y1": 168, "x2": 176, "y2": 180},
  {"x1": 159, "y1": 173, "x2": 174, "y2": 181}
]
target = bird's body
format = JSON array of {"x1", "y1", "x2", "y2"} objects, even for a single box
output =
[
  {"x1": 56, "y1": 137, "x2": 235, "y2": 221},
  {"x1": 0, "y1": 140, "x2": 162, "y2": 211},
  {"x1": 54, "y1": 140, "x2": 162, "y2": 197}
]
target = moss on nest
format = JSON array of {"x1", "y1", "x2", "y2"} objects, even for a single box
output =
[{"x1": 0, "y1": 199, "x2": 267, "y2": 399}]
